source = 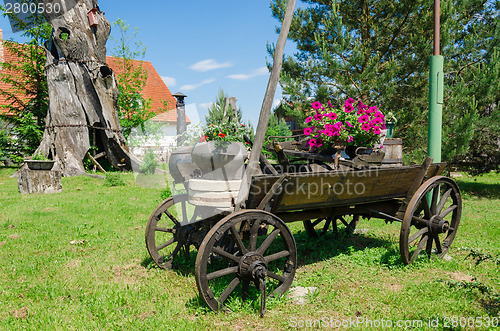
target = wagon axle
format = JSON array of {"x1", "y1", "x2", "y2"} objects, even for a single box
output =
[{"x1": 430, "y1": 216, "x2": 450, "y2": 234}]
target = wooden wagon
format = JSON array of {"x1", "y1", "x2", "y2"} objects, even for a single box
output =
[
  {"x1": 143, "y1": 0, "x2": 461, "y2": 315},
  {"x1": 145, "y1": 150, "x2": 461, "y2": 315}
]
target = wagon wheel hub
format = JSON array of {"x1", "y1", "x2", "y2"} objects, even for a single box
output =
[
  {"x1": 429, "y1": 215, "x2": 450, "y2": 234},
  {"x1": 238, "y1": 252, "x2": 268, "y2": 280}
]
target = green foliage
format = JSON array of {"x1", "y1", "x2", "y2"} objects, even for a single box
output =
[
  {"x1": 202, "y1": 89, "x2": 254, "y2": 144},
  {"x1": 160, "y1": 185, "x2": 172, "y2": 201},
  {"x1": 271, "y1": 0, "x2": 500, "y2": 166},
  {"x1": 111, "y1": 19, "x2": 160, "y2": 140},
  {"x1": 266, "y1": 112, "x2": 293, "y2": 139},
  {"x1": 205, "y1": 89, "x2": 244, "y2": 126},
  {"x1": 139, "y1": 149, "x2": 158, "y2": 175},
  {"x1": 263, "y1": 112, "x2": 293, "y2": 158},
  {"x1": 0, "y1": 8, "x2": 51, "y2": 160},
  {"x1": 103, "y1": 172, "x2": 126, "y2": 187},
  {"x1": 31, "y1": 151, "x2": 48, "y2": 161}
]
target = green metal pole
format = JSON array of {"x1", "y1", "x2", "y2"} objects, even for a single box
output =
[
  {"x1": 428, "y1": 0, "x2": 443, "y2": 162},
  {"x1": 428, "y1": 55, "x2": 443, "y2": 162}
]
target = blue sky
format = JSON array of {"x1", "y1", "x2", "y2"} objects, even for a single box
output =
[{"x1": 1, "y1": 0, "x2": 298, "y2": 126}]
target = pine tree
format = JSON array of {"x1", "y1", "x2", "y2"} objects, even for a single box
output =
[
  {"x1": 205, "y1": 89, "x2": 244, "y2": 126},
  {"x1": 271, "y1": 0, "x2": 500, "y2": 164}
]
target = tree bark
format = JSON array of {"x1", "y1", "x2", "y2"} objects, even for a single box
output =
[{"x1": 37, "y1": 0, "x2": 137, "y2": 176}]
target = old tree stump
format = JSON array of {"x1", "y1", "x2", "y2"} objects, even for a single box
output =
[
  {"x1": 35, "y1": 0, "x2": 138, "y2": 176},
  {"x1": 17, "y1": 168, "x2": 62, "y2": 194}
]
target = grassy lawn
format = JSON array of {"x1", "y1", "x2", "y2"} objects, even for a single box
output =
[{"x1": 0, "y1": 168, "x2": 499, "y2": 330}]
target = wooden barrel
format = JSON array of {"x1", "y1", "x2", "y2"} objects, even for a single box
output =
[{"x1": 381, "y1": 138, "x2": 403, "y2": 167}]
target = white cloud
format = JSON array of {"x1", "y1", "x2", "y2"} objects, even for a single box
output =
[
  {"x1": 227, "y1": 66, "x2": 269, "y2": 80},
  {"x1": 180, "y1": 78, "x2": 216, "y2": 91},
  {"x1": 189, "y1": 59, "x2": 233, "y2": 72},
  {"x1": 199, "y1": 102, "x2": 213, "y2": 109},
  {"x1": 161, "y1": 76, "x2": 177, "y2": 87}
]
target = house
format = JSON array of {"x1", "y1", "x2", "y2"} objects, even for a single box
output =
[{"x1": 0, "y1": 28, "x2": 189, "y2": 159}]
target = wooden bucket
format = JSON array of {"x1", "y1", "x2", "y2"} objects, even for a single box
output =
[{"x1": 381, "y1": 138, "x2": 403, "y2": 167}]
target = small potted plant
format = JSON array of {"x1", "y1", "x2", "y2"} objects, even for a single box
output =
[
  {"x1": 385, "y1": 112, "x2": 397, "y2": 138},
  {"x1": 25, "y1": 152, "x2": 55, "y2": 171},
  {"x1": 303, "y1": 98, "x2": 386, "y2": 159},
  {"x1": 191, "y1": 121, "x2": 252, "y2": 180}
]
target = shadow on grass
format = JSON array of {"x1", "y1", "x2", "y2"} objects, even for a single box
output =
[
  {"x1": 141, "y1": 252, "x2": 197, "y2": 276},
  {"x1": 293, "y1": 228, "x2": 402, "y2": 268},
  {"x1": 143, "y1": 227, "x2": 405, "y2": 314},
  {"x1": 481, "y1": 295, "x2": 500, "y2": 316},
  {"x1": 455, "y1": 180, "x2": 500, "y2": 199}
]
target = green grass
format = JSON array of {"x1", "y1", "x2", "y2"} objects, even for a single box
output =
[{"x1": 0, "y1": 168, "x2": 499, "y2": 330}]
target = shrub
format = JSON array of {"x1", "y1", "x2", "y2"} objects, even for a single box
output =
[
  {"x1": 160, "y1": 185, "x2": 172, "y2": 201},
  {"x1": 103, "y1": 172, "x2": 126, "y2": 187},
  {"x1": 140, "y1": 149, "x2": 158, "y2": 175}
]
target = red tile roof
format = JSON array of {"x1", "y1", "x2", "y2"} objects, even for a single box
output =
[
  {"x1": 106, "y1": 56, "x2": 189, "y2": 124},
  {"x1": 0, "y1": 29, "x2": 187, "y2": 124}
]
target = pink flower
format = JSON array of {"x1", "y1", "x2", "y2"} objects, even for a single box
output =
[
  {"x1": 346, "y1": 97, "x2": 355, "y2": 104},
  {"x1": 372, "y1": 126, "x2": 382, "y2": 135},
  {"x1": 304, "y1": 127, "x2": 313, "y2": 136},
  {"x1": 346, "y1": 121, "x2": 353, "y2": 128},
  {"x1": 374, "y1": 111, "x2": 385, "y2": 119},
  {"x1": 308, "y1": 139, "x2": 317, "y2": 147},
  {"x1": 314, "y1": 113, "x2": 323, "y2": 121},
  {"x1": 347, "y1": 136, "x2": 354, "y2": 143},
  {"x1": 368, "y1": 106, "x2": 378, "y2": 113},
  {"x1": 361, "y1": 123, "x2": 371, "y2": 131},
  {"x1": 344, "y1": 103, "x2": 354, "y2": 113},
  {"x1": 305, "y1": 116, "x2": 313, "y2": 123},
  {"x1": 371, "y1": 118, "x2": 383, "y2": 125},
  {"x1": 380, "y1": 145, "x2": 384, "y2": 149},
  {"x1": 381, "y1": 123, "x2": 387, "y2": 130},
  {"x1": 323, "y1": 129, "x2": 334, "y2": 137},
  {"x1": 327, "y1": 101, "x2": 333, "y2": 108},
  {"x1": 311, "y1": 101, "x2": 322, "y2": 110},
  {"x1": 327, "y1": 112, "x2": 337, "y2": 120},
  {"x1": 359, "y1": 115, "x2": 369, "y2": 123}
]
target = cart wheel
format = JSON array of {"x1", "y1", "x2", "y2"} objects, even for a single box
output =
[
  {"x1": 400, "y1": 176, "x2": 462, "y2": 265},
  {"x1": 195, "y1": 210, "x2": 297, "y2": 313},
  {"x1": 145, "y1": 194, "x2": 201, "y2": 269},
  {"x1": 303, "y1": 214, "x2": 360, "y2": 237}
]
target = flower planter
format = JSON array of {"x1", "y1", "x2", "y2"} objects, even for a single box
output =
[
  {"x1": 25, "y1": 160, "x2": 55, "y2": 171},
  {"x1": 385, "y1": 122, "x2": 395, "y2": 138},
  {"x1": 191, "y1": 141, "x2": 247, "y2": 180}
]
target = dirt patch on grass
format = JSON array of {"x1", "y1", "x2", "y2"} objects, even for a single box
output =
[
  {"x1": 137, "y1": 310, "x2": 156, "y2": 320},
  {"x1": 65, "y1": 259, "x2": 81, "y2": 269},
  {"x1": 447, "y1": 271, "x2": 475, "y2": 283},
  {"x1": 8, "y1": 234, "x2": 20, "y2": 239},
  {"x1": 112, "y1": 260, "x2": 149, "y2": 284},
  {"x1": 11, "y1": 307, "x2": 28, "y2": 319},
  {"x1": 386, "y1": 282, "x2": 404, "y2": 291}
]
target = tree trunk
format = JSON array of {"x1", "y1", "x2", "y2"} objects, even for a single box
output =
[{"x1": 37, "y1": 0, "x2": 138, "y2": 176}]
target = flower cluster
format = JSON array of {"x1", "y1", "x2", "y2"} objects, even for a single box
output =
[
  {"x1": 304, "y1": 98, "x2": 386, "y2": 151},
  {"x1": 199, "y1": 122, "x2": 253, "y2": 148}
]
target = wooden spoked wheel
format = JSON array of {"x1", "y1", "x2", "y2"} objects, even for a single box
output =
[
  {"x1": 303, "y1": 214, "x2": 360, "y2": 237},
  {"x1": 195, "y1": 210, "x2": 297, "y2": 313},
  {"x1": 400, "y1": 176, "x2": 462, "y2": 264},
  {"x1": 145, "y1": 194, "x2": 202, "y2": 269}
]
